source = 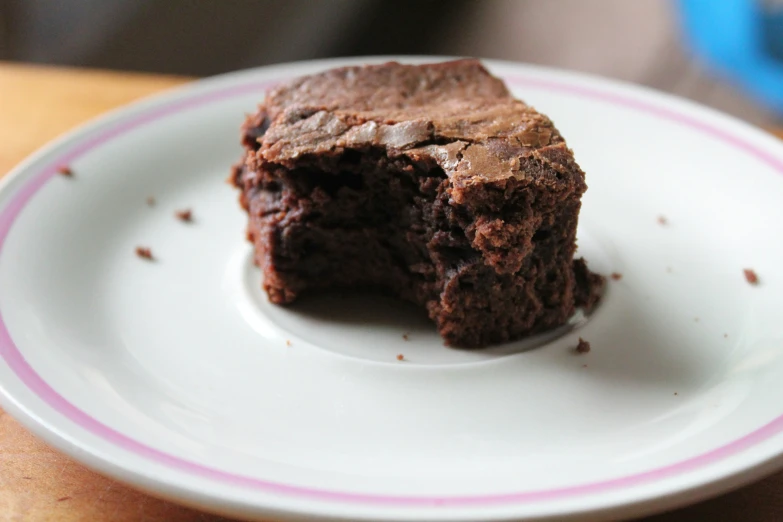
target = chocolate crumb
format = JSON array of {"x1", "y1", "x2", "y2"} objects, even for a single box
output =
[
  {"x1": 576, "y1": 337, "x2": 591, "y2": 354},
  {"x1": 146, "y1": 196, "x2": 156, "y2": 206},
  {"x1": 743, "y1": 268, "x2": 759, "y2": 285},
  {"x1": 175, "y1": 209, "x2": 192, "y2": 222},
  {"x1": 135, "y1": 246, "x2": 153, "y2": 260},
  {"x1": 402, "y1": 333, "x2": 409, "y2": 341},
  {"x1": 610, "y1": 272, "x2": 622, "y2": 281},
  {"x1": 57, "y1": 166, "x2": 73, "y2": 177},
  {"x1": 674, "y1": 392, "x2": 678, "y2": 396},
  {"x1": 582, "y1": 364, "x2": 588, "y2": 368},
  {"x1": 285, "y1": 340, "x2": 291, "y2": 347},
  {"x1": 396, "y1": 354, "x2": 405, "y2": 361},
  {"x1": 657, "y1": 215, "x2": 668, "y2": 226},
  {"x1": 57, "y1": 496, "x2": 71, "y2": 502}
]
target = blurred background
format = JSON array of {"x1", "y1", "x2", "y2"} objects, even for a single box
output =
[{"x1": 1, "y1": 0, "x2": 782, "y2": 126}]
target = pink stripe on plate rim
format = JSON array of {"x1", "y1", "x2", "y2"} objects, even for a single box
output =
[{"x1": 1, "y1": 72, "x2": 783, "y2": 508}]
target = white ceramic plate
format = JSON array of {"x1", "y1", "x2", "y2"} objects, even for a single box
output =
[{"x1": 2, "y1": 57, "x2": 783, "y2": 522}]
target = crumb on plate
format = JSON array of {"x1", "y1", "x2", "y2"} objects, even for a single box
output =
[
  {"x1": 57, "y1": 166, "x2": 73, "y2": 177},
  {"x1": 576, "y1": 337, "x2": 591, "y2": 354},
  {"x1": 396, "y1": 354, "x2": 405, "y2": 361},
  {"x1": 135, "y1": 246, "x2": 153, "y2": 260},
  {"x1": 743, "y1": 268, "x2": 759, "y2": 285},
  {"x1": 175, "y1": 209, "x2": 193, "y2": 222},
  {"x1": 402, "y1": 333, "x2": 409, "y2": 341},
  {"x1": 657, "y1": 215, "x2": 667, "y2": 225},
  {"x1": 146, "y1": 196, "x2": 156, "y2": 206},
  {"x1": 610, "y1": 272, "x2": 622, "y2": 281}
]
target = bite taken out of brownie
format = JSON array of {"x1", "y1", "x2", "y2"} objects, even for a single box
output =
[{"x1": 231, "y1": 59, "x2": 604, "y2": 348}]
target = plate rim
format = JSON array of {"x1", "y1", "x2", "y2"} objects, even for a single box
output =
[{"x1": 2, "y1": 55, "x2": 783, "y2": 521}]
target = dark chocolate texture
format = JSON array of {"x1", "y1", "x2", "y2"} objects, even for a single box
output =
[{"x1": 231, "y1": 60, "x2": 604, "y2": 347}]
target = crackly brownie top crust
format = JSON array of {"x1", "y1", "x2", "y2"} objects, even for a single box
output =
[{"x1": 252, "y1": 60, "x2": 583, "y2": 189}]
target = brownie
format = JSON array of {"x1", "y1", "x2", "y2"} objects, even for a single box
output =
[{"x1": 231, "y1": 60, "x2": 604, "y2": 348}]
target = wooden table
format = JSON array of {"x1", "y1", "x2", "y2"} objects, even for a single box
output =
[{"x1": 1, "y1": 62, "x2": 782, "y2": 522}]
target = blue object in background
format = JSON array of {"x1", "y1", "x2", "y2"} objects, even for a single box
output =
[{"x1": 678, "y1": 0, "x2": 783, "y2": 116}]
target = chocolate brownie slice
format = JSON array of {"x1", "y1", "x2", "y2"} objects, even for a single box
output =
[{"x1": 231, "y1": 60, "x2": 604, "y2": 347}]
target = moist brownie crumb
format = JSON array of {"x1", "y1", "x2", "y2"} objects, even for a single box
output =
[
  {"x1": 657, "y1": 215, "x2": 668, "y2": 226},
  {"x1": 576, "y1": 337, "x2": 591, "y2": 354},
  {"x1": 397, "y1": 354, "x2": 405, "y2": 361},
  {"x1": 57, "y1": 166, "x2": 73, "y2": 177},
  {"x1": 402, "y1": 333, "x2": 409, "y2": 341},
  {"x1": 610, "y1": 272, "x2": 622, "y2": 281},
  {"x1": 135, "y1": 246, "x2": 153, "y2": 260},
  {"x1": 175, "y1": 209, "x2": 193, "y2": 222},
  {"x1": 573, "y1": 258, "x2": 605, "y2": 314},
  {"x1": 743, "y1": 268, "x2": 759, "y2": 285},
  {"x1": 146, "y1": 196, "x2": 156, "y2": 206},
  {"x1": 674, "y1": 392, "x2": 678, "y2": 396},
  {"x1": 231, "y1": 60, "x2": 605, "y2": 347}
]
